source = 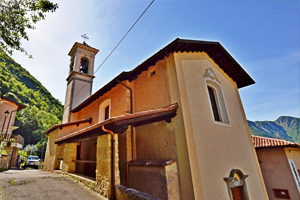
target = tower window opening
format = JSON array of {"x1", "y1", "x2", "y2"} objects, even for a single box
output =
[
  {"x1": 104, "y1": 105, "x2": 110, "y2": 120},
  {"x1": 80, "y1": 57, "x2": 89, "y2": 74},
  {"x1": 208, "y1": 86, "x2": 221, "y2": 122}
]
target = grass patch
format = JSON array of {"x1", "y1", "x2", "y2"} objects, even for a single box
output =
[
  {"x1": 88, "y1": 182, "x2": 94, "y2": 190},
  {"x1": 0, "y1": 183, "x2": 2, "y2": 199},
  {"x1": 7, "y1": 180, "x2": 16, "y2": 186}
]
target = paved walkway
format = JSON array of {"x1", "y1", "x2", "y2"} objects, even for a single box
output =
[{"x1": 0, "y1": 169, "x2": 107, "y2": 200}]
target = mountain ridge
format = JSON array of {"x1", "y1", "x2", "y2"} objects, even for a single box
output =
[{"x1": 248, "y1": 116, "x2": 299, "y2": 143}]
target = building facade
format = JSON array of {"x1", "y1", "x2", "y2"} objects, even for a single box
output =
[
  {"x1": 0, "y1": 96, "x2": 26, "y2": 170},
  {"x1": 252, "y1": 135, "x2": 300, "y2": 200},
  {"x1": 44, "y1": 38, "x2": 268, "y2": 200}
]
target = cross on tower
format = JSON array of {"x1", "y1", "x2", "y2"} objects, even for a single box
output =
[{"x1": 81, "y1": 34, "x2": 89, "y2": 43}]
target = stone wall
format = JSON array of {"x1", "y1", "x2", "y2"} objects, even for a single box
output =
[
  {"x1": 128, "y1": 161, "x2": 179, "y2": 200},
  {"x1": 0, "y1": 154, "x2": 10, "y2": 170},
  {"x1": 116, "y1": 185, "x2": 162, "y2": 200},
  {"x1": 62, "y1": 143, "x2": 77, "y2": 173},
  {"x1": 0, "y1": 145, "x2": 16, "y2": 170},
  {"x1": 55, "y1": 145, "x2": 65, "y2": 170},
  {"x1": 96, "y1": 134, "x2": 120, "y2": 199},
  {"x1": 44, "y1": 129, "x2": 59, "y2": 172}
]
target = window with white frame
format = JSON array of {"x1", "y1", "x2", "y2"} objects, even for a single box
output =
[
  {"x1": 204, "y1": 68, "x2": 230, "y2": 124},
  {"x1": 289, "y1": 159, "x2": 300, "y2": 191},
  {"x1": 99, "y1": 99, "x2": 111, "y2": 122}
]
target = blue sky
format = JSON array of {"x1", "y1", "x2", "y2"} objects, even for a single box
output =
[{"x1": 11, "y1": 0, "x2": 299, "y2": 121}]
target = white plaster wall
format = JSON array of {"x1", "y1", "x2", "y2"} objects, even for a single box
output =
[
  {"x1": 173, "y1": 52, "x2": 268, "y2": 200},
  {"x1": 72, "y1": 80, "x2": 92, "y2": 109}
]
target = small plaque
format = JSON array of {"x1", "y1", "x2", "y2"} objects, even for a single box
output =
[{"x1": 273, "y1": 189, "x2": 290, "y2": 199}]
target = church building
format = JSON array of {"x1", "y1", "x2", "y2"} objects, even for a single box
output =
[{"x1": 44, "y1": 38, "x2": 269, "y2": 200}]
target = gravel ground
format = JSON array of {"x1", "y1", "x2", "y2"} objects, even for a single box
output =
[{"x1": 0, "y1": 168, "x2": 107, "y2": 200}]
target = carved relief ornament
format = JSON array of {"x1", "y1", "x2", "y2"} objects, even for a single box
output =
[{"x1": 203, "y1": 68, "x2": 220, "y2": 84}]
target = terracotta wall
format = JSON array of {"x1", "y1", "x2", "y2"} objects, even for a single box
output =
[
  {"x1": 133, "y1": 59, "x2": 176, "y2": 161},
  {"x1": 133, "y1": 59, "x2": 171, "y2": 112},
  {"x1": 256, "y1": 148, "x2": 300, "y2": 200},
  {"x1": 74, "y1": 83, "x2": 130, "y2": 124},
  {"x1": 58, "y1": 122, "x2": 92, "y2": 138}
]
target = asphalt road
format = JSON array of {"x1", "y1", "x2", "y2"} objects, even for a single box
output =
[{"x1": 0, "y1": 169, "x2": 107, "y2": 200}]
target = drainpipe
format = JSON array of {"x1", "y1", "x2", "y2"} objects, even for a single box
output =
[
  {"x1": 116, "y1": 80, "x2": 134, "y2": 187},
  {"x1": 5, "y1": 110, "x2": 17, "y2": 140},
  {"x1": 102, "y1": 125, "x2": 115, "y2": 200}
]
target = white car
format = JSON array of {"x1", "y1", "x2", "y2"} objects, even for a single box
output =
[{"x1": 25, "y1": 156, "x2": 39, "y2": 169}]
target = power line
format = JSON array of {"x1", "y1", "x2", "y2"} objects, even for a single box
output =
[{"x1": 72, "y1": 0, "x2": 155, "y2": 101}]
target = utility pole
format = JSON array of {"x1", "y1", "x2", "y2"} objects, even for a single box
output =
[
  {"x1": 28, "y1": 136, "x2": 32, "y2": 156},
  {"x1": 41, "y1": 143, "x2": 45, "y2": 160}
]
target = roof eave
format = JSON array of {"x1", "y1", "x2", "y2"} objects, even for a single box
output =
[
  {"x1": 55, "y1": 103, "x2": 178, "y2": 144},
  {"x1": 71, "y1": 38, "x2": 255, "y2": 112},
  {"x1": 44, "y1": 118, "x2": 92, "y2": 135}
]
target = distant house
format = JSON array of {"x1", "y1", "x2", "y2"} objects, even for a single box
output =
[
  {"x1": 0, "y1": 96, "x2": 26, "y2": 169},
  {"x1": 252, "y1": 135, "x2": 300, "y2": 199},
  {"x1": 44, "y1": 39, "x2": 269, "y2": 200}
]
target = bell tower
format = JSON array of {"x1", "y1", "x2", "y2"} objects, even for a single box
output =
[{"x1": 62, "y1": 42, "x2": 99, "y2": 123}]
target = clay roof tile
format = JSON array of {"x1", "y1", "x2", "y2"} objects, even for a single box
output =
[{"x1": 251, "y1": 135, "x2": 300, "y2": 148}]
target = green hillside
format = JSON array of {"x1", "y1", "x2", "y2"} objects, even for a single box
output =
[
  {"x1": 0, "y1": 51, "x2": 63, "y2": 145},
  {"x1": 248, "y1": 116, "x2": 300, "y2": 143}
]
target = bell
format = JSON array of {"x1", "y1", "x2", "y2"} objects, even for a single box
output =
[{"x1": 80, "y1": 65, "x2": 88, "y2": 73}]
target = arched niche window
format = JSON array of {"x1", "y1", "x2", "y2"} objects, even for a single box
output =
[
  {"x1": 224, "y1": 169, "x2": 250, "y2": 200},
  {"x1": 80, "y1": 57, "x2": 89, "y2": 74},
  {"x1": 99, "y1": 99, "x2": 111, "y2": 122},
  {"x1": 204, "y1": 68, "x2": 230, "y2": 124}
]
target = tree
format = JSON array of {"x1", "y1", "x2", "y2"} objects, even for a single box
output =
[{"x1": 0, "y1": 0, "x2": 58, "y2": 57}]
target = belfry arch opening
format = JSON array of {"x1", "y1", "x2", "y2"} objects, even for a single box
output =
[{"x1": 80, "y1": 57, "x2": 89, "y2": 74}]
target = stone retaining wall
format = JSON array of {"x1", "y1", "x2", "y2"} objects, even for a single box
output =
[
  {"x1": 116, "y1": 185, "x2": 162, "y2": 200},
  {"x1": 0, "y1": 154, "x2": 10, "y2": 170}
]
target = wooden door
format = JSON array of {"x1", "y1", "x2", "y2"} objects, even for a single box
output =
[{"x1": 231, "y1": 186, "x2": 244, "y2": 200}]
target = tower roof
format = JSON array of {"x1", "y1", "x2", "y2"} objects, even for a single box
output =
[{"x1": 68, "y1": 42, "x2": 99, "y2": 56}]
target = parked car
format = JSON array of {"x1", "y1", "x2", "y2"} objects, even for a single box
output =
[{"x1": 25, "y1": 156, "x2": 39, "y2": 169}]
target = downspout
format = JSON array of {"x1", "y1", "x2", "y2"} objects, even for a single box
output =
[
  {"x1": 102, "y1": 125, "x2": 115, "y2": 200},
  {"x1": 116, "y1": 80, "x2": 134, "y2": 187},
  {"x1": 5, "y1": 110, "x2": 17, "y2": 140}
]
